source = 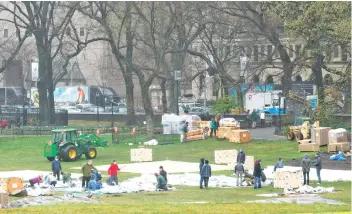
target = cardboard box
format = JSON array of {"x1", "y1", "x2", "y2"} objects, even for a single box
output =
[
  {"x1": 130, "y1": 148, "x2": 152, "y2": 162},
  {"x1": 214, "y1": 149, "x2": 237, "y2": 164},
  {"x1": 299, "y1": 143, "x2": 319, "y2": 152},
  {"x1": 312, "y1": 127, "x2": 331, "y2": 146},
  {"x1": 274, "y1": 169, "x2": 303, "y2": 189},
  {"x1": 328, "y1": 129, "x2": 348, "y2": 144},
  {"x1": 328, "y1": 143, "x2": 350, "y2": 152}
]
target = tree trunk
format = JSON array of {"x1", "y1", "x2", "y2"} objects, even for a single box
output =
[
  {"x1": 47, "y1": 58, "x2": 55, "y2": 124},
  {"x1": 141, "y1": 84, "x2": 154, "y2": 138},
  {"x1": 235, "y1": 85, "x2": 244, "y2": 112},
  {"x1": 160, "y1": 78, "x2": 168, "y2": 113},
  {"x1": 124, "y1": 2, "x2": 136, "y2": 126},
  {"x1": 36, "y1": 39, "x2": 48, "y2": 124},
  {"x1": 278, "y1": 45, "x2": 294, "y2": 98},
  {"x1": 167, "y1": 73, "x2": 175, "y2": 112},
  {"x1": 312, "y1": 54, "x2": 325, "y2": 106}
]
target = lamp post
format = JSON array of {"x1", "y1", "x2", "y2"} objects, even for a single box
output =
[
  {"x1": 102, "y1": 81, "x2": 106, "y2": 112},
  {"x1": 96, "y1": 92, "x2": 100, "y2": 122}
]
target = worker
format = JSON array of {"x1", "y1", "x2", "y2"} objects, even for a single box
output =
[
  {"x1": 81, "y1": 160, "x2": 98, "y2": 189},
  {"x1": 76, "y1": 87, "x2": 86, "y2": 104},
  {"x1": 253, "y1": 159, "x2": 262, "y2": 189},
  {"x1": 159, "y1": 166, "x2": 167, "y2": 182},
  {"x1": 200, "y1": 160, "x2": 211, "y2": 189},
  {"x1": 61, "y1": 171, "x2": 72, "y2": 186},
  {"x1": 108, "y1": 160, "x2": 121, "y2": 185},
  {"x1": 210, "y1": 118, "x2": 217, "y2": 137},
  {"x1": 273, "y1": 157, "x2": 284, "y2": 172},
  {"x1": 52, "y1": 156, "x2": 62, "y2": 180},
  {"x1": 301, "y1": 154, "x2": 311, "y2": 185},
  {"x1": 29, "y1": 175, "x2": 43, "y2": 187},
  {"x1": 180, "y1": 122, "x2": 188, "y2": 143},
  {"x1": 234, "y1": 162, "x2": 244, "y2": 186},
  {"x1": 260, "y1": 110, "x2": 265, "y2": 128},
  {"x1": 44, "y1": 173, "x2": 57, "y2": 187},
  {"x1": 154, "y1": 173, "x2": 168, "y2": 191},
  {"x1": 199, "y1": 158, "x2": 205, "y2": 189},
  {"x1": 88, "y1": 174, "x2": 97, "y2": 191},
  {"x1": 314, "y1": 152, "x2": 322, "y2": 185},
  {"x1": 237, "y1": 148, "x2": 246, "y2": 164},
  {"x1": 250, "y1": 109, "x2": 258, "y2": 128}
]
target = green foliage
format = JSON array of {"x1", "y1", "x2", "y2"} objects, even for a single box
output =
[{"x1": 211, "y1": 96, "x2": 233, "y2": 114}]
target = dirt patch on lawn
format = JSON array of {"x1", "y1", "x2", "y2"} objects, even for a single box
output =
[{"x1": 287, "y1": 152, "x2": 351, "y2": 170}]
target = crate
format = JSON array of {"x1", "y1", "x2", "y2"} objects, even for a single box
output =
[
  {"x1": 214, "y1": 149, "x2": 237, "y2": 164},
  {"x1": 130, "y1": 148, "x2": 153, "y2": 162},
  {"x1": 273, "y1": 169, "x2": 303, "y2": 189},
  {"x1": 312, "y1": 127, "x2": 331, "y2": 146},
  {"x1": 328, "y1": 143, "x2": 350, "y2": 152},
  {"x1": 0, "y1": 193, "x2": 9, "y2": 208},
  {"x1": 243, "y1": 156, "x2": 254, "y2": 170},
  {"x1": 228, "y1": 130, "x2": 251, "y2": 143},
  {"x1": 328, "y1": 129, "x2": 348, "y2": 144},
  {"x1": 299, "y1": 143, "x2": 319, "y2": 152},
  {"x1": 216, "y1": 130, "x2": 228, "y2": 139},
  {"x1": 187, "y1": 134, "x2": 204, "y2": 142},
  {"x1": 7, "y1": 177, "x2": 24, "y2": 194}
]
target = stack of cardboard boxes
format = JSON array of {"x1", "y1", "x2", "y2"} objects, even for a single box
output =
[
  {"x1": 130, "y1": 148, "x2": 153, "y2": 162},
  {"x1": 299, "y1": 127, "x2": 331, "y2": 152},
  {"x1": 273, "y1": 168, "x2": 303, "y2": 189},
  {"x1": 328, "y1": 129, "x2": 350, "y2": 152}
]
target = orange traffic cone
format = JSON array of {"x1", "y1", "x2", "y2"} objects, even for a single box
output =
[
  {"x1": 114, "y1": 127, "x2": 118, "y2": 135},
  {"x1": 96, "y1": 129, "x2": 100, "y2": 135},
  {"x1": 131, "y1": 128, "x2": 136, "y2": 135}
]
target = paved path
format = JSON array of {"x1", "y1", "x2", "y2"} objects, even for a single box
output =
[{"x1": 250, "y1": 127, "x2": 286, "y2": 141}]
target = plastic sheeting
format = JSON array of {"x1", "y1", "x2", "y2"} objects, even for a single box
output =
[
  {"x1": 143, "y1": 139, "x2": 158, "y2": 146},
  {"x1": 284, "y1": 185, "x2": 334, "y2": 195}
]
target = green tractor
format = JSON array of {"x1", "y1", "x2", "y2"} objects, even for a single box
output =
[{"x1": 44, "y1": 128, "x2": 108, "y2": 162}]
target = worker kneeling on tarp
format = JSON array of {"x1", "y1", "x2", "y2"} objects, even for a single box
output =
[
  {"x1": 88, "y1": 173, "x2": 103, "y2": 191},
  {"x1": 154, "y1": 173, "x2": 168, "y2": 191}
]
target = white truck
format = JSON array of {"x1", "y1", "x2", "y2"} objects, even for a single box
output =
[{"x1": 245, "y1": 91, "x2": 286, "y2": 115}]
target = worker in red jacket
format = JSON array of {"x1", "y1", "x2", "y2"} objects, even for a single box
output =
[{"x1": 107, "y1": 160, "x2": 121, "y2": 185}]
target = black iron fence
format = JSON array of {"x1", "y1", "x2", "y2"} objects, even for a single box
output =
[{"x1": 0, "y1": 106, "x2": 68, "y2": 128}]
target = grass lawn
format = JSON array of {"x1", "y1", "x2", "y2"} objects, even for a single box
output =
[{"x1": 0, "y1": 135, "x2": 350, "y2": 213}]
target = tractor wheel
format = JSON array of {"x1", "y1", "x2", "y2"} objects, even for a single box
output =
[
  {"x1": 63, "y1": 145, "x2": 78, "y2": 162},
  {"x1": 287, "y1": 132, "x2": 295, "y2": 141},
  {"x1": 85, "y1": 147, "x2": 97, "y2": 159},
  {"x1": 295, "y1": 132, "x2": 303, "y2": 141},
  {"x1": 47, "y1": 157, "x2": 55, "y2": 161}
]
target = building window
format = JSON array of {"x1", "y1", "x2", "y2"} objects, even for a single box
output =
[
  {"x1": 341, "y1": 48, "x2": 348, "y2": 61},
  {"x1": 267, "y1": 45, "x2": 272, "y2": 60},
  {"x1": 4, "y1": 29, "x2": 8, "y2": 38},
  {"x1": 333, "y1": 46, "x2": 339, "y2": 58},
  {"x1": 66, "y1": 27, "x2": 71, "y2": 36},
  {"x1": 253, "y1": 45, "x2": 258, "y2": 61},
  {"x1": 260, "y1": 45, "x2": 265, "y2": 60},
  {"x1": 289, "y1": 45, "x2": 294, "y2": 58},
  {"x1": 324, "y1": 74, "x2": 333, "y2": 85},
  {"x1": 246, "y1": 46, "x2": 252, "y2": 57},
  {"x1": 266, "y1": 75, "x2": 274, "y2": 84},
  {"x1": 295, "y1": 45, "x2": 301, "y2": 57},
  {"x1": 295, "y1": 75, "x2": 302, "y2": 82},
  {"x1": 79, "y1": 27, "x2": 85, "y2": 36}
]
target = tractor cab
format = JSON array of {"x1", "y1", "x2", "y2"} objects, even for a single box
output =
[{"x1": 52, "y1": 129, "x2": 77, "y2": 146}]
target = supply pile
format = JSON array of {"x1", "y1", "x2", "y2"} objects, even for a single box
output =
[{"x1": 217, "y1": 118, "x2": 250, "y2": 143}]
